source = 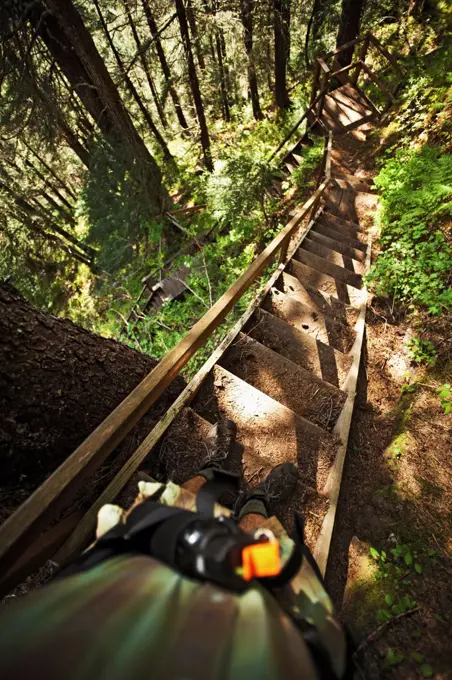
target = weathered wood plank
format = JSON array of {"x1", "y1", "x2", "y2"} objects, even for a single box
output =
[
  {"x1": 352, "y1": 34, "x2": 370, "y2": 86},
  {"x1": 361, "y1": 63, "x2": 395, "y2": 101},
  {"x1": 0, "y1": 511, "x2": 81, "y2": 598},
  {"x1": 313, "y1": 232, "x2": 372, "y2": 576},
  {"x1": 368, "y1": 34, "x2": 404, "y2": 77}
]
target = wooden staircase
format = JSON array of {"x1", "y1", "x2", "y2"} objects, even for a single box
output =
[{"x1": 157, "y1": 149, "x2": 374, "y2": 572}]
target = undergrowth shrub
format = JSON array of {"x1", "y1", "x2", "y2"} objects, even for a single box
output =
[{"x1": 367, "y1": 145, "x2": 452, "y2": 314}]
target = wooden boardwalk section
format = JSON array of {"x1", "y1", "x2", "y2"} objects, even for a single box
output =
[{"x1": 322, "y1": 82, "x2": 374, "y2": 132}]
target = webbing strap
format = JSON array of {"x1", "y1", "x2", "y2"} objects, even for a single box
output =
[{"x1": 196, "y1": 468, "x2": 240, "y2": 515}]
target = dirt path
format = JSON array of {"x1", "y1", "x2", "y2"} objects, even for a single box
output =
[{"x1": 325, "y1": 132, "x2": 452, "y2": 679}]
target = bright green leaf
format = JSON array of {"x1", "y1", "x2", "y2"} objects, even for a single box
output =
[{"x1": 421, "y1": 663, "x2": 434, "y2": 677}]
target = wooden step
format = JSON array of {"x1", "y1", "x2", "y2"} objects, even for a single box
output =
[
  {"x1": 333, "y1": 172, "x2": 374, "y2": 187},
  {"x1": 262, "y1": 288, "x2": 355, "y2": 353},
  {"x1": 320, "y1": 211, "x2": 367, "y2": 238},
  {"x1": 292, "y1": 153, "x2": 304, "y2": 165},
  {"x1": 333, "y1": 177, "x2": 375, "y2": 193},
  {"x1": 194, "y1": 365, "x2": 338, "y2": 492},
  {"x1": 245, "y1": 309, "x2": 353, "y2": 389},
  {"x1": 307, "y1": 229, "x2": 366, "y2": 262},
  {"x1": 221, "y1": 333, "x2": 346, "y2": 430},
  {"x1": 323, "y1": 210, "x2": 363, "y2": 229},
  {"x1": 301, "y1": 236, "x2": 365, "y2": 275},
  {"x1": 159, "y1": 408, "x2": 214, "y2": 484},
  {"x1": 279, "y1": 272, "x2": 359, "y2": 327},
  {"x1": 294, "y1": 248, "x2": 363, "y2": 290},
  {"x1": 323, "y1": 186, "x2": 359, "y2": 222},
  {"x1": 285, "y1": 161, "x2": 297, "y2": 174},
  {"x1": 288, "y1": 259, "x2": 362, "y2": 307},
  {"x1": 312, "y1": 221, "x2": 367, "y2": 252}
]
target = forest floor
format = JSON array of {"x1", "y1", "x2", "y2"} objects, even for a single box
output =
[
  {"x1": 325, "y1": 122, "x2": 451, "y2": 678},
  {"x1": 328, "y1": 298, "x2": 451, "y2": 680}
]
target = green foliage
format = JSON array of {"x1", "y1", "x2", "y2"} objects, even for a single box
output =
[
  {"x1": 289, "y1": 140, "x2": 325, "y2": 196},
  {"x1": 385, "y1": 648, "x2": 405, "y2": 667},
  {"x1": 367, "y1": 146, "x2": 452, "y2": 314},
  {"x1": 421, "y1": 663, "x2": 434, "y2": 677},
  {"x1": 77, "y1": 142, "x2": 166, "y2": 275},
  {"x1": 407, "y1": 337, "x2": 437, "y2": 365},
  {"x1": 436, "y1": 383, "x2": 451, "y2": 414}
]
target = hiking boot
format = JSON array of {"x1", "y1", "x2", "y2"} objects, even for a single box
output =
[
  {"x1": 234, "y1": 463, "x2": 299, "y2": 519},
  {"x1": 200, "y1": 419, "x2": 237, "y2": 470}
]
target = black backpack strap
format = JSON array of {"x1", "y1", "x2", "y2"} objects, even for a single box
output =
[{"x1": 196, "y1": 468, "x2": 240, "y2": 515}]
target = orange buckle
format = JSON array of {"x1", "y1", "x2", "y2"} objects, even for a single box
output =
[{"x1": 241, "y1": 540, "x2": 281, "y2": 581}]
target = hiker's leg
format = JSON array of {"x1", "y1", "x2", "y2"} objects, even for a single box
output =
[
  {"x1": 182, "y1": 419, "x2": 237, "y2": 494},
  {"x1": 235, "y1": 463, "x2": 299, "y2": 533},
  {"x1": 182, "y1": 475, "x2": 206, "y2": 494}
]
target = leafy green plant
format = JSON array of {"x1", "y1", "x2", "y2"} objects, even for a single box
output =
[
  {"x1": 436, "y1": 383, "x2": 451, "y2": 415},
  {"x1": 385, "y1": 648, "x2": 405, "y2": 667},
  {"x1": 367, "y1": 146, "x2": 452, "y2": 315},
  {"x1": 407, "y1": 337, "x2": 437, "y2": 366}
]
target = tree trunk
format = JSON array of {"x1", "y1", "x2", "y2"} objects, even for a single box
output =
[
  {"x1": 282, "y1": 0, "x2": 291, "y2": 66},
  {"x1": 305, "y1": 0, "x2": 323, "y2": 68},
  {"x1": 186, "y1": 0, "x2": 206, "y2": 71},
  {"x1": 240, "y1": 0, "x2": 263, "y2": 120},
  {"x1": 31, "y1": 0, "x2": 166, "y2": 212},
  {"x1": 175, "y1": 0, "x2": 213, "y2": 171},
  {"x1": 215, "y1": 31, "x2": 231, "y2": 121},
  {"x1": 273, "y1": 0, "x2": 290, "y2": 110},
  {"x1": 0, "y1": 283, "x2": 185, "y2": 518},
  {"x1": 92, "y1": 0, "x2": 172, "y2": 160},
  {"x1": 336, "y1": 0, "x2": 367, "y2": 66},
  {"x1": 141, "y1": 0, "x2": 189, "y2": 131},
  {"x1": 121, "y1": 0, "x2": 168, "y2": 130}
]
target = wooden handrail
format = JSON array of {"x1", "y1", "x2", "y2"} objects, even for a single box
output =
[
  {"x1": 326, "y1": 35, "x2": 365, "y2": 59},
  {"x1": 360, "y1": 62, "x2": 395, "y2": 100},
  {"x1": 0, "y1": 176, "x2": 331, "y2": 576},
  {"x1": 368, "y1": 33, "x2": 405, "y2": 77},
  {"x1": 317, "y1": 57, "x2": 331, "y2": 74},
  {"x1": 330, "y1": 60, "x2": 361, "y2": 79}
]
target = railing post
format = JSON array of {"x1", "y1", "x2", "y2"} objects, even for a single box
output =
[
  {"x1": 317, "y1": 72, "x2": 329, "y2": 121},
  {"x1": 352, "y1": 32, "x2": 370, "y2": 86},
  {"x1": 310, "y1": 59, "x2": 321, "y2": 111},
  {"x1": 278, "y1": 235, "x2": 290, "y2": 265}
]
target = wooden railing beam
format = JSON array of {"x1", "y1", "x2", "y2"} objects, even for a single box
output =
[
  {"x1": 352, "y1": 33, "x2": 370, "y2": 86},
  {"x1": 368, "y1": 33, "x2": 405, "y2": 77},
  {"x1": 361, "y1": 62, "x2": 395, "y2": 101}
]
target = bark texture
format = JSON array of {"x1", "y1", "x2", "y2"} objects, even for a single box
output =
[
  {"x1": 175, "y1": 0, "x2": 213, "y2": 171},
  {"x1": 336, "y1": 0, "x2": 367, "y2": 66},
  {"x1": 273, "y1": 0, "x2": 291, "y2": 110},
  {"x1": 141, "y1": 0, "x2": 189, "y2": 131},
  {"x1": 0, "y1": 284, "x2": 185, "y2": 521},
  {"x1": 240, "y1": 0, "x2": 262, "y2": 120},
  {"x1": 31, "y1": 0, "x2": 166, "y2": 211}
]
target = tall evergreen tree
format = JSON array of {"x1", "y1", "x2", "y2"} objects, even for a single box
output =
[
  {"x1": 336, "y1": 0, "x2": 368, "y2": 65},
  {"x1": 30, "y1": 0, "x2": 167, "y2": 212},
  {"x1": 175, "y1": 0, "x2": 213, "y2": 171},
  {"x1": 141, "y1": 0, "x2": 190, "y2": 132},
  {"x1": 273, "y1": 0, "x2": 291, "y2": 110},
  {"x1": 240, "y1": 0, "x2": 263, "y2": 120}
]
